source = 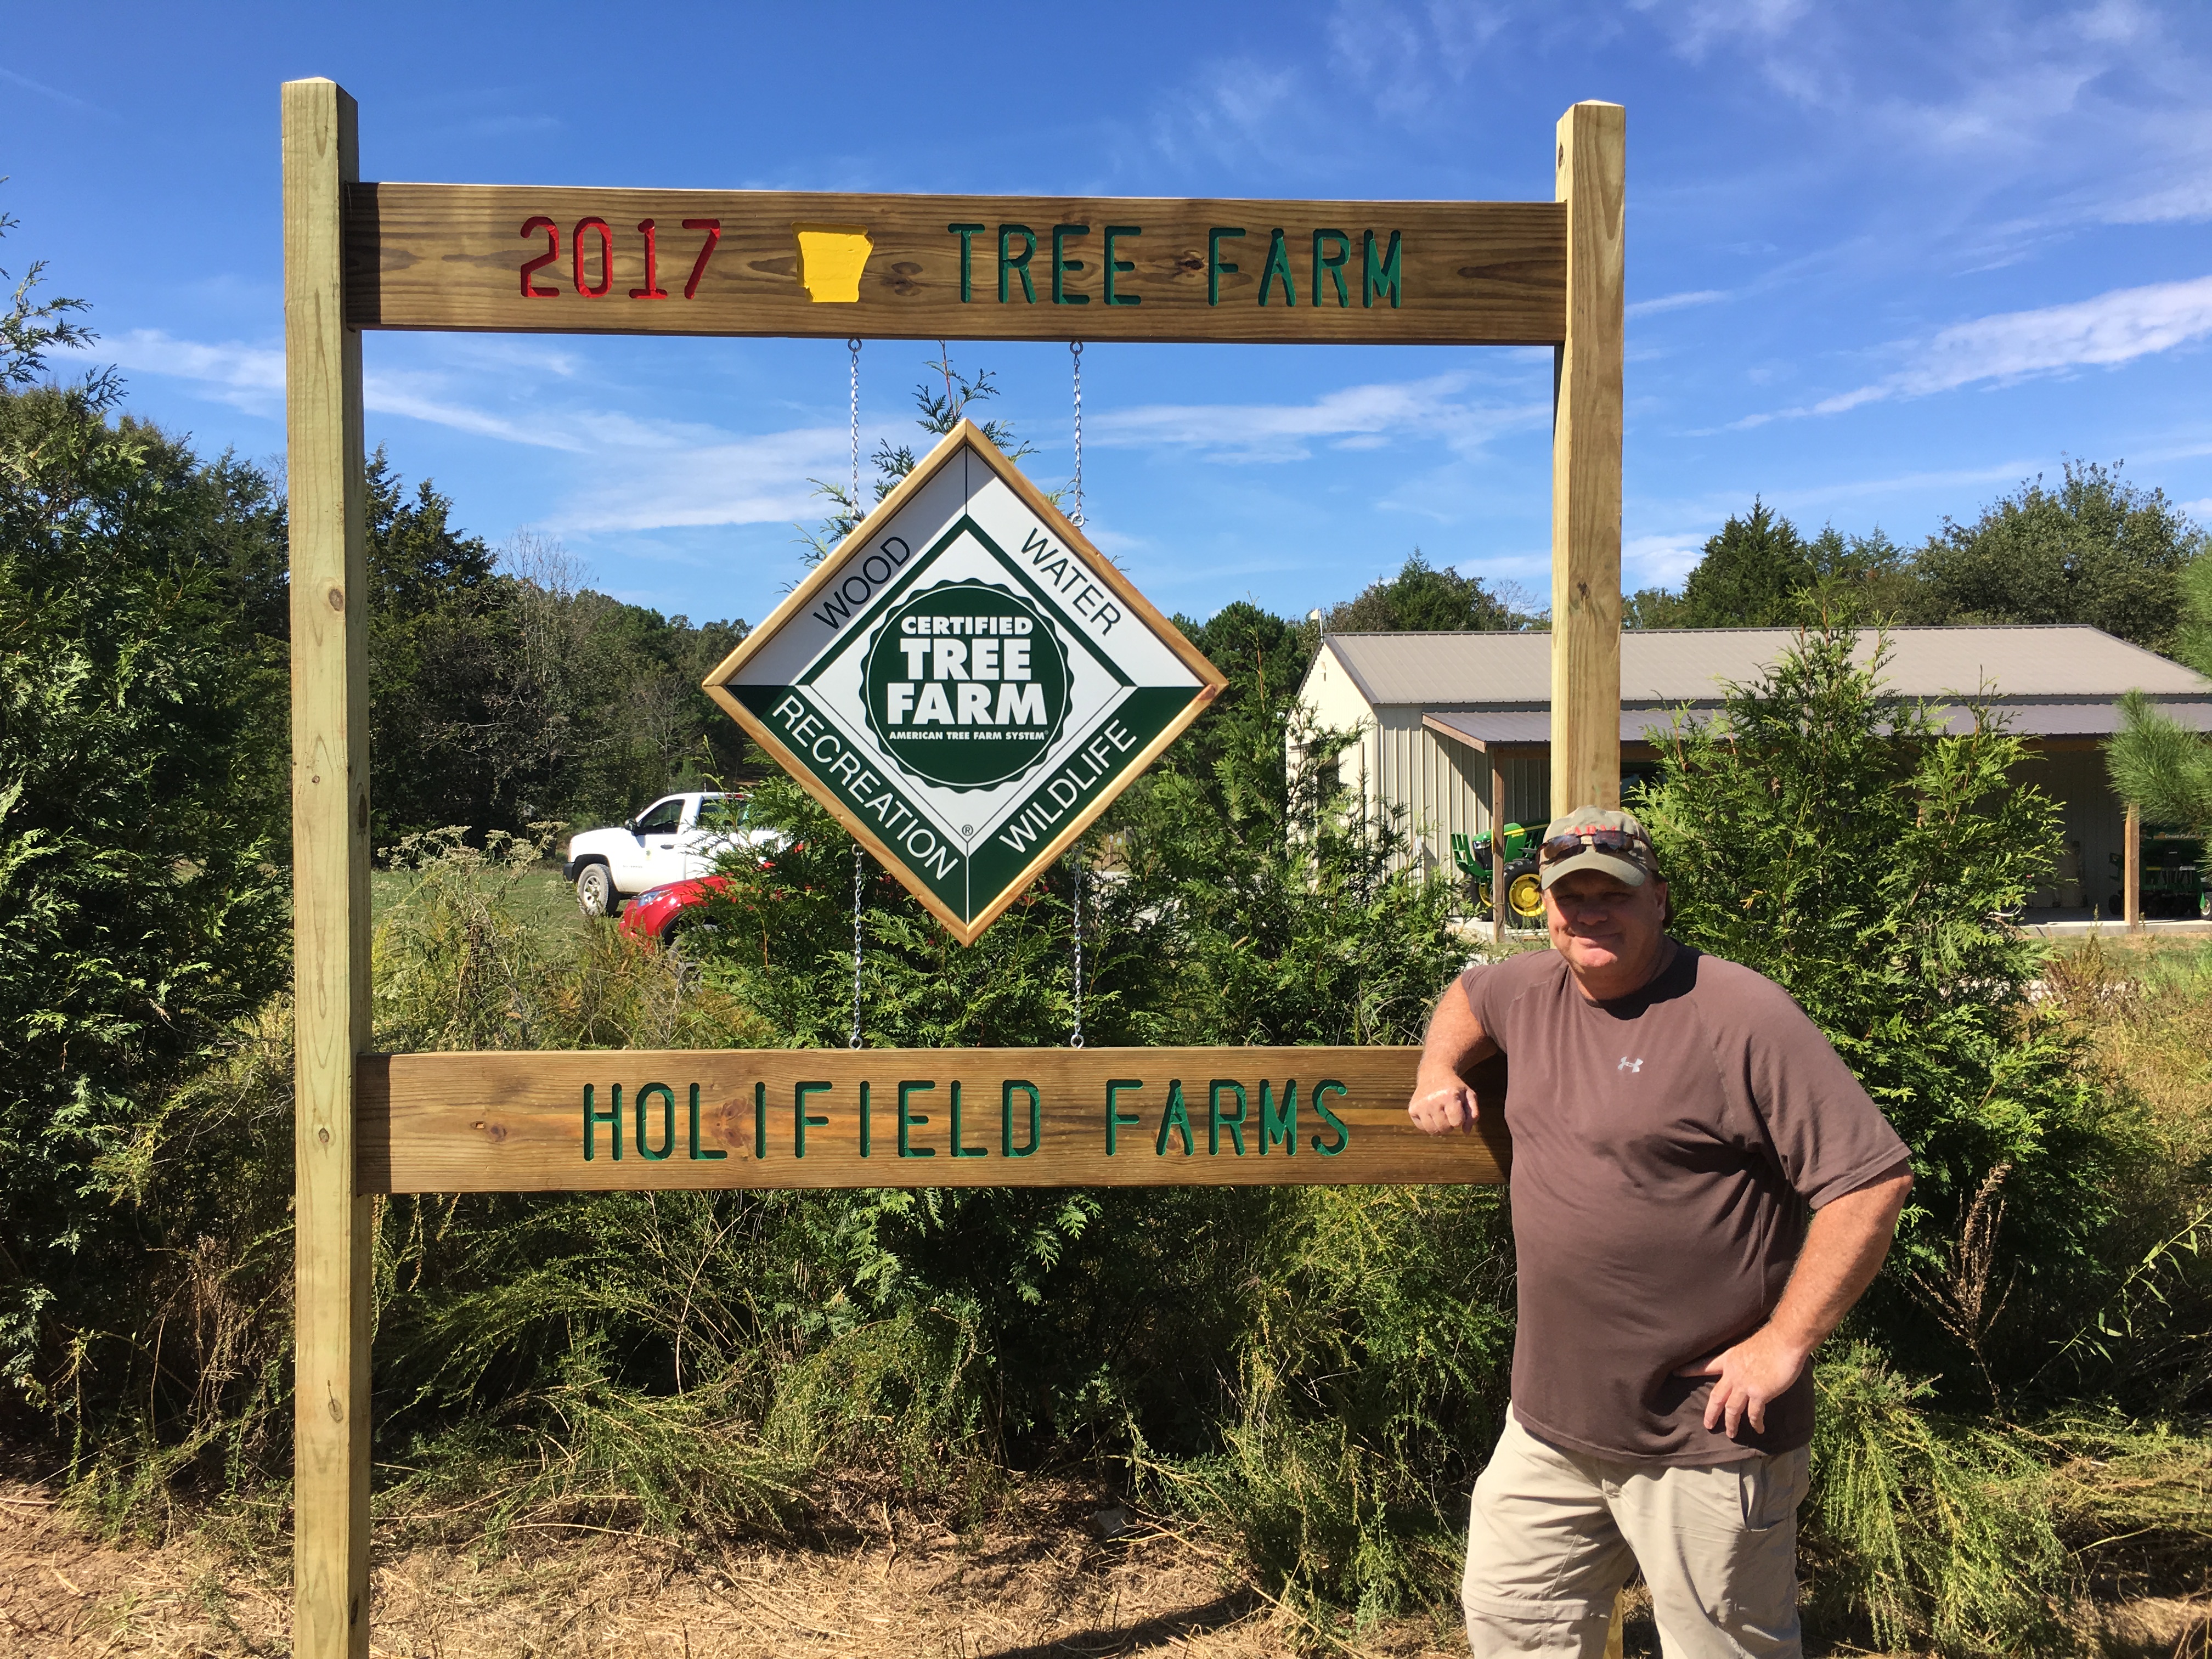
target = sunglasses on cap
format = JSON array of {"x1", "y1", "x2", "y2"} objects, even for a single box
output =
[{"x1": 1539, "y1": 827, "x2": 1651, "y2": 864}]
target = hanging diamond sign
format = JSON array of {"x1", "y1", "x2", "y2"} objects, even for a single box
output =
[{"x1": 704, "y1": 420, "x2": 1226, "y2": 944}]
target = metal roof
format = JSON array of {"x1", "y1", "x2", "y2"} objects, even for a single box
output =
[
  {"x1": 1315, "y1": 625, "x2": 2212, "y2": 710},
  {"x1": 1419, "y1": 700, "x2": 2212, "y2": 751}
]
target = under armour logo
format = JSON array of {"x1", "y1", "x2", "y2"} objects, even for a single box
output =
[{"x1": 1618, "y1": 1056, "x2": 1644, "y2": 1073}]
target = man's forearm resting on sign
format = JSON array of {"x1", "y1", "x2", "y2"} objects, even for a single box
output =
[
  {"x1": 1680, "y1": 1161, "x2": 1915, "y2": 1436},
  {"x1": 1409, "y1": 981, "x2": 1494, "y2": 1135}
]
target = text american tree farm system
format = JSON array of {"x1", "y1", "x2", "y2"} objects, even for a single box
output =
[{"x1": 285, "y1": 77, "x2": 1623, "y2": 1656}]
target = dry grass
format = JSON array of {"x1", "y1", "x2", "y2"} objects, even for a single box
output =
[{"x1": 0, "y1": 1477, "x2": 1473, "y2": 1658}]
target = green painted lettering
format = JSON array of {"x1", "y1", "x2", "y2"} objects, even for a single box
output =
[
  {"x1": 1312, "y1": 229, "x2": 1350, "y2": 307},
  {"x1": 1156, "y1": 1079, "x2": 1194, "y2": 1156},
  {"x1": 859, "y1": 1079, "x2": 872, "y2": 1158},
  {"x1": 1362, "y1": 230, "x2": 1402, "y2": 309},
  {"x1": 948, "y1": 223, "x2": 985, "y2": 302},
  {"x1": 754, "y1": 1081, "x2": 766, "y2": 1160},
  {"x1": 1105, "y1": 1079, "x2": 1144, "y2": 1155},
  {"x1": 998, "y1": 224, "x2": 1037, "y2": 303},
  {"x1": 688, "y1": 1083, "x2": 726, "y2": 1160},
  {"x1": 898, "y1": 1080, "x2": 936, "y2": 1158},
  {"x1": 1052, "y1": 223, "x2": 1090, "y2": 305},
  {"x1": 584, "y1": 1083, "x2": 620, "y2": 1161},
  {"x1": 1103, "y1": 224, "x2": 1141, "y2": 307},
  {"x1": 1312, "y1": 1080, "x2": 1351, "y2": 1156},
  {"x1": 949, "y1": 1080, "x2": 986, "y2": 1158},
  {"x1": 1259, "y1": 1080, "x2": 1297, "y2": 1155},
  {"x1": 1003, "y1": 1080, "x2": 1041, "y2": 1158},
  {"x1": 1258, "y1": 229, "x2": 1295, "y2": 306},
  {"x1": 1207, "y1": 227, "x2": 1244, "y2": 305},
  {"x1": 795, "y1": 1080, "x2": 831, "y2": 1159},
  {"x1": 635, "y1": 1082, "x2": 675, "y2": 1161},
  {"x1": 1208, "y1": 1080, "x2": 1248, "y2": 1156}
]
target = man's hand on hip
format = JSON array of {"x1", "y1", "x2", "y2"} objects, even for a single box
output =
[
  {"x1": 1677, "y1": 1162, "x2": 1916, "y2": 1438},
  {"x1": 1676, "y1": 1327, "x2": 1812, "y2": 1438}
]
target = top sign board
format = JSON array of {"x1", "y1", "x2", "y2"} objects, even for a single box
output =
[
  {"x1": 704, "y1": 422, "x2": 1226, "y2": 944},
  {"x1": 343, "y1": 185, "x2": 1566, "y2": 345}
]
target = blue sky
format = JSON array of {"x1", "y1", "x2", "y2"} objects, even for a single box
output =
[{"x1": 5, "y1": 1, "x2": 2210, "y2": 629}]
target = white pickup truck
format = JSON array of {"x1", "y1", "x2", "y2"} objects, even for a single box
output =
[{"x1": 563, "y1": 792, "x2": 769, "y2": 916}]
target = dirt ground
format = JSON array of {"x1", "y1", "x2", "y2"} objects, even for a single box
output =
[
  {"x1": 0, "y1": 1477, "x2": 1464, "y2": 1658},
  {"x1": 8, "y1": 1476, "x2": 2207, "y2": 1657}
]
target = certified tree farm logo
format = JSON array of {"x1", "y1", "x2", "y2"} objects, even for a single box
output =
[
  {"x1": 702, "y1": 421, "x2": 1225, "y2": 942},
  {"x1": 862, "y1": 582, "x2": 1070, "y2": 790}
]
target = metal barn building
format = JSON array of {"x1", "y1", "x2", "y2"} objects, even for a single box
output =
[{"x1": 1294, "y1": 625, "x2": 2212, "y2": 918}]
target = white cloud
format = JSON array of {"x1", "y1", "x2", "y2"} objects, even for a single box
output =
[
  {"x1": 553, "y1": 426, "x2": 855, "y2": 533},
  {"x1": 1734, "y1": 274, "x2": 2212, "y2": 427},
  {"x1": 1089, "y1": 374, "x2": 1548, "y2": 463},
  {"x1": 1324, "y1": 1, "x2": 1511, "y2": 122},
  {"x1": 99, "y1": 328, "x2": 877, "y2": 533},
  {"x1": 105, "y1": 330, "x2": 283, "y2": 406},
  {"x1": 0, "y1": 65, "x2": 110, "y2": 115},
  {"x1": 1623, "y1": 531, "x2": 1707, "y2": 589},
  {"x1": 102, "y1": 329, "x2": 588, "y2": 449},
  {"x1": 1633, "y1": 0, "x2": 1810, "y2": 61},
  {"x1": 2104, "y1": 173, "x2": 2212, "y2": 225},
  {"x1": 1627, "y1": 289, "x2": 1730, "y2": 318}
]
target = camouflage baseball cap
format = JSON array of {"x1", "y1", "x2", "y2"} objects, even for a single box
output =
[{"x1": 1537, "y1": 806, "x2": 1658, "y2": 890}]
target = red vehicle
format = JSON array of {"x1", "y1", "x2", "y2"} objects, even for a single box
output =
[{"x1": 616, "y1": 875, "x2": 736, "y2": 946}]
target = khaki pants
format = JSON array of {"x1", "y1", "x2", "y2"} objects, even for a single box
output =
[{"x1": 1461, "y1": 1415, "x2": 1810, "y2": 1658}]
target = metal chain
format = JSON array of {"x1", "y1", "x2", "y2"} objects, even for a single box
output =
[
  {"x1": 847, "y1": 336, "x2": 862, "y2": 529},
  {"x1": 850, "y1": 843, "x2": 865, "y2": 1049},
  {"x1": 1068, "y1": 341, "x2": 1085, "y2": 529},
  {"x1": 1069, "y1": 845, "x2": 1085, "y2": 1049},
  {"x1": 847, "y1": 337, "x2": 867, "y2": 1051}
]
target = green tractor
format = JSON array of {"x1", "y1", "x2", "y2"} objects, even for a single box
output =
[
  {"x1": 1451, "y1": 823, "x2": 1547, "y2": 928},
  {"x1": 2109, "y1": 830, "x2": 2211, "y2": 920}
]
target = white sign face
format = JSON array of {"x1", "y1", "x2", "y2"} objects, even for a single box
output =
[{"x1": 704, "y1": 421, "x2": 1224, "y2": 943}]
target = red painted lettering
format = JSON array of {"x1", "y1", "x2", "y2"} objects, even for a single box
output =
[
  {"x1": 519, "y1": 216, "x2": 560, "y2": 298},
  {"x1": 629, "y1": 219, "x2": 670, "y2": 300},
  {"x1": 681, "y1": 218, "x2": 721, "y2": 299},
  {"x1": 573, "y1": 217, "x2": 614, "y2": 298}
]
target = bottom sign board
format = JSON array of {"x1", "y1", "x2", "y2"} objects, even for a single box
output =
[{"x1": 356, "y1": 1047, "x2": 1510, "y2": 1193}]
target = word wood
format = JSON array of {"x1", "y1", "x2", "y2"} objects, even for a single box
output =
[
  {"x1": 359, "y1": 1048, "x2": 1511, "y2": 1192},
  {"x1": 705, "y1": 420, "x2": 1224, "y2": 941},
  {"x1": 346, "y1": 186, "x2": 1566, "y2": 345}
]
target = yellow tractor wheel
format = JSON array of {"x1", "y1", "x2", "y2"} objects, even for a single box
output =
[{"x1": 1508, "y1": 871, "x2": 1545, "y2": 924}]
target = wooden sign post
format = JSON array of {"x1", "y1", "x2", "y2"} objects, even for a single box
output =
[{"x1": 283, "y1": 78, "x2": 1623, "y2": 1657}]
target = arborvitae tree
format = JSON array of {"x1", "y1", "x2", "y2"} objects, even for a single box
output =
[
  {"x1": 1673, "y1": 498, "x2": 1814, "y2": 626},
  {"x1": 1913, "y1": 460, "x2": 2205, "y2": 653},
  {"x1": 1325, "y1": 548, "x2": 1521, "y2": 631},
  {"x1": 1, "y1": 378, "x2": 291, "y2": 1403}
]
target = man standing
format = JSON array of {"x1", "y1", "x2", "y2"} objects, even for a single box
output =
[{"x1": 1410, "y1": 808, "x2": 1913, "y2": 1659}]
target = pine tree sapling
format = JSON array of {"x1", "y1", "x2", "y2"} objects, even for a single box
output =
[{"x1": 2106, "y1": 545, "x2": 2212, "y2": 834}]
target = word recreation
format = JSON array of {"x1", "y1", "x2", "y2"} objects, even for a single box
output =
[
  {"x1": 515, "y1": 217, "x2": 1403, "y2": 309},
  {"x1": 703, "y1": 422, "x2": 1222, "y2": 944},
  {"x1": 582, "y1": 1075, "x2": 1352, "y2": 1164}
]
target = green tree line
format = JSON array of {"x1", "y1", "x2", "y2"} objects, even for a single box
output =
[{"x1": 1621, "y1": 474, "x2": 2206, "y2": 653}]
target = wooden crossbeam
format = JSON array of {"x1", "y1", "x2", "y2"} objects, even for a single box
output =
[
  {"x1": 359, "y1": 1048, "x2": 1510, "y2": 1193},
  {"x1": 344, "y1": 184, "x2": 1565, "y2": 345}
]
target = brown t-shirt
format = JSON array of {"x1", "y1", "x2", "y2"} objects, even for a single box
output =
[{"x1": 1460, "y1": 943, "x2": 1908, "y2": 1464}]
